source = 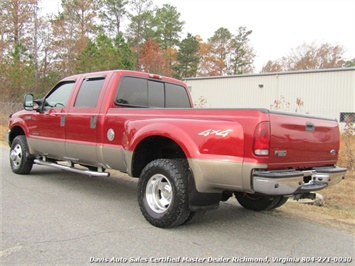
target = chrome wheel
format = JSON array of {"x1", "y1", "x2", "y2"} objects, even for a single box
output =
[
  {"x1": 146, "y1": 174, "x2": 173, "y2": 213},
  {"x1": 10, "y1": 143, "x2": 23, "y2": 170},
  {"x1": 138, "y1": 159, "x2": 191, "y2": 228},
  {"x1": 9, "y1": 135, "x2": 33, "y2": 174}
]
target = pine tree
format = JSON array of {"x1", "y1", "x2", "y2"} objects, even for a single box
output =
[{"x1": 174, "y1": 33, "x2": 200, "y2": 79}]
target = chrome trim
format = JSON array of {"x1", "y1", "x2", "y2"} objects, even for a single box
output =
[
  {"x1": 253, "y1": 166, "x2": 346, "y2": 195},
  {"x1": 34, "y1": 159, "x2": 109, "y2": 177},
  {"x1": 145, "y1": 174, "x2": 172, "y2": 213}
]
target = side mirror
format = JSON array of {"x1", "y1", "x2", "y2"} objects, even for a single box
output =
[{"x1": 24, "y1": 94, "x2": 34, "y2": 111}]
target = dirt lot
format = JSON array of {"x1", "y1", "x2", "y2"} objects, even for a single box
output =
[{"x1": 1, "y1": 124, "x2": 354, "y2": 234}]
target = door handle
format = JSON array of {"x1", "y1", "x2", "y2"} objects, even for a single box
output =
[
  {"x1": 90, "y1": 116, "x2": 97, "y2": 129},
  {"x1": 305, "y1": 121, "x2": 315, "y2": 131},
  {"x1": 60, "y1": 115, "x2": 66, "y2": 127}
]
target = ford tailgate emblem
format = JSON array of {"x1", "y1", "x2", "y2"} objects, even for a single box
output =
[
  {"x1": 275, "y1": 150, "x2": 287, "y2": 157},
  {"x1": 330, "y1": 149, "x2": 336, "y2": 155}
]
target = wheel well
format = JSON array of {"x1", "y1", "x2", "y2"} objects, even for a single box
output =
[
  {"x1": 8, "y1": 126, "x2": 25, "y2": 145},
  {"x1": 131, "y1": 136, "x2": 186, "y2": 177}
]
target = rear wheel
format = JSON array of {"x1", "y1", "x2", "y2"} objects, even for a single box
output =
[
  {"x1": 272, "y1": 196, "x2": 288, "y2": 209},
  {"x1": 235, "y1": 192, "x2": 283, "y2": 211},
  {"x1": 10, "y1": 135, "x2": 33, "y2": 174},
  {"x1": 137, "y1": 159, "x2": 191, "y2": 228}
]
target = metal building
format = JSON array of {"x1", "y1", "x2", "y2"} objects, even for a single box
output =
[{"x1": 184, "y1": 67, "x2": 355, "y2": 124}]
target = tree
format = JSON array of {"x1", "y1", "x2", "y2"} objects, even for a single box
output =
[
  {"x1": 153, "y1": 4, "x2": 184, "y2": 51},
  {"x1": 174, "y1": 33, "x2": 200, "y2": 79},
  {"x1": 199, "y1": 27, "x2": 255, "y2": 76},
  {"x1": 99, "y1": 0, "x2": 128, "y2": 38},
  {"x1": 197, "y1": 36, "x2": 219, "y2": 76},
  {"x1": 139, "y1": 40, "x2": 170, "y2": 76},
  {"x1": 0, "y1": 0, "x2": 39, "y2": 102},
  {"x1": 343, "y1": 58, "x2": 355, "y2": 67},
  {"x1": 50, "y1": 0, "x2": 99, "y2": 75},
  {"x1": 287, "y1": 42, "x2": 344, "y2": 70},
  {"x1": 114, "y1": 32, "x2": 134, "y2": 70},
  {"x1": 63, "y1": 0, "x2": 98, "y2": 37},
  {"x1": 126, "y1": 0, "x2": 154, "y2": 70},
  {"x1": 76, "y1": 33, "x2": 117, "y2": 73},
  {"x1": 229, "y1": 26, "x2": 254, "y2": 74},
  {"x1": 261, "y1": 60, "x2": 283, "y2": 73},
  {"x1": 76, "y1": 32, "x2": 134, "y2": 73},
  {"x1": 207, "y1": 27, "x2": 233, "y2": 75},
  {"x1": 261, "y1": 42, "x2": 346, "y2": 72}
]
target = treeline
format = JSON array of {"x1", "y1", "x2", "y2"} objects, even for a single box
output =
[{"x1": 1, "y1": 0, "x2": 354, "y2": 102}]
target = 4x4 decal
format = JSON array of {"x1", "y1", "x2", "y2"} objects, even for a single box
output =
[{"x1": 198, "y1": 129, "x2": 232, "y2": 137}]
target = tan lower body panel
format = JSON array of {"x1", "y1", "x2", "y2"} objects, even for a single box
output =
[
  {"x1": 188, "y1": 158, "x2": 267, "y2": 193},
  {"x1": 28, "y1": 137, "x2": 264, "y2": 194}
]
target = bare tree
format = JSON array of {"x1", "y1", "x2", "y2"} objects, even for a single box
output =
[{"x1": 261, "y1": 42, "x2": 345, "y2": 72}]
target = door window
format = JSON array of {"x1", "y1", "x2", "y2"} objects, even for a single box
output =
[
  {"x1": 116, "y1": 77, "x2": 147, "y2": 106},
  {"x1": 45, "y1": 81, "x2": 75, "y2": 109},
  {"x1": 74, "y1": 77, "x2": 105, "y2": 108}
]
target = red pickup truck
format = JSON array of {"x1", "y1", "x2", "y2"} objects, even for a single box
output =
[{"x1": 7, "y1": 70, "x2": 347, "y2": 228}]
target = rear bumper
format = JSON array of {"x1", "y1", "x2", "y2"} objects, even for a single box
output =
[{"x1": 253, "y1": 166, "x2": 347, "y2": 195}]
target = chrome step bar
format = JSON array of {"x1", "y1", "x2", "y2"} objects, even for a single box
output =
[{"x1": 34, "y1": 159, "x2": 110, "y2": 177}]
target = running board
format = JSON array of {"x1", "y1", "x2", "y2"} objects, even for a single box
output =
[{"x1": 34, "y1": 159, "x2": 110, "y2": 177}]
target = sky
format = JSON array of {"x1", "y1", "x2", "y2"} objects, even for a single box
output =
[{"x1": 41, "y1": 0, "x2": 355, "y2": 72}]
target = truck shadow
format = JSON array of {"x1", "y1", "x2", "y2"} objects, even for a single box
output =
[{"x1": 28, "y1": 165, "x2": 291, "y2": 230}]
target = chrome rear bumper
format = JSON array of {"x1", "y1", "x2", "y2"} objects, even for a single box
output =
[{"x1": 253, "y1": 166, "x2": 347, "y2": 195}]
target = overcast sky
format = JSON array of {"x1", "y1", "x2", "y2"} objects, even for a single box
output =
[{"x1": 42, "y1": 0, "x2": 355, "y2": 72}]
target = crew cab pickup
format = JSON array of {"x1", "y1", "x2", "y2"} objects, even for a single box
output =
[{"x1": 7, "y1": 70, "x2": 347, "y2": 228}]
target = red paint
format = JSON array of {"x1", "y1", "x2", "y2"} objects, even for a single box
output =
[{"x1": 9, "y1": 70, "x2": 340, "y2": 171}]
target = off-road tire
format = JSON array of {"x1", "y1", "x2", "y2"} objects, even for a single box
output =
[
  {"x1": 137, "y1": 159, "x2": 191, "y2": 228},
  {"x1": 10, "y1": 135, "x2": 33, "y2": 174}
]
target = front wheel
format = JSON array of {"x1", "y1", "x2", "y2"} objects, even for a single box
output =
[
  {"x1": 137, "y1": 159, "x2": 191, "y2": 228},
  {"x1": 10, "y1": 135, "x2": 33, "y2": 174}
]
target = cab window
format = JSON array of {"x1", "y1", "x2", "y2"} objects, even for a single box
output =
[
  {"x1": 74, "y1": 77, "x2": 105, "y2": 108},
  {"x1": 116, "y1": 77, "x2": 147, "y2": 106},
  {"x1": 165, "y1": 83, "x2": 191, "y2": 108},
  {"x1": 45, "y1": 81, "x2": 75, "y2": 108},
  {"x1": 115, "y1": 76, "x2": 191, "y2": 108}
]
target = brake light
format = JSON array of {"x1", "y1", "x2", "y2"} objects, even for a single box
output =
[
  {"x1": 148, "y1": 74, "x2": 162, "y2": 80},
  {"x1": 253, "y1": 122, "x2": 270, "y2": 156}
]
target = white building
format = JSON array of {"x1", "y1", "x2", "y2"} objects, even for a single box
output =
[{"x1": 184, "y1": 68, "x2": 355, "y2": 124}]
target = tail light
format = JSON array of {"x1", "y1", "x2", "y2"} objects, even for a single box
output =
[{"x1": 253, "y1": 122, "x2": 270, "y2": 156}]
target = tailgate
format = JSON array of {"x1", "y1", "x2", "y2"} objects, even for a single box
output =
[{"x1": 268, "y1": 111, "x2": 340, "y2": 169}]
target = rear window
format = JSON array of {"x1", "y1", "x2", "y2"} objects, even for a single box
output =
[
  {"x1": 115, "y1": 76, "x2": 191, "y2": 108},
  {"x1": 166, "y1": 83, "x2": 191, "y2": 108}
]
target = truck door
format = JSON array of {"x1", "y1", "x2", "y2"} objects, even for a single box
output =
[
  {"x1": 65, "y1": 75, "x2": 106, "y2": 166},
  {"x1": 27, "y1": 80, "x2": 75, "y2": 159}
]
